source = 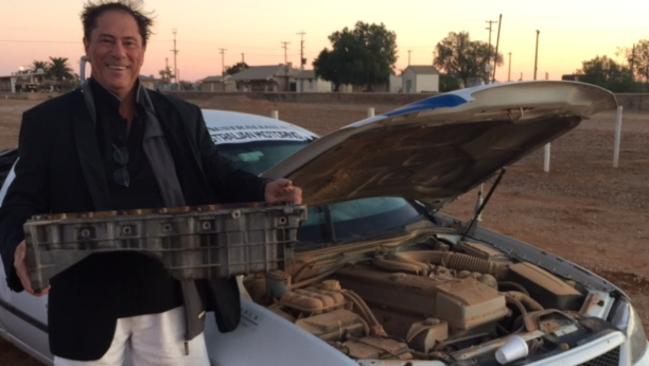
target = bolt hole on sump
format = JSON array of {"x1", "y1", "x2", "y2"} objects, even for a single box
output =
[
  {"x1": 201, "y1": 221, "x2": 212, "y2": 231},
  {"x1": 231, "y1": 210, "x2": 241, "y2": 219},
  {"x1": 121, "y1": 225, "x2": 133, "y2": 236},
  {"x1": 278, "y1": 217, "x2": 288, "y2": 225},
  {"x1": 79, "y1": 228, "x2": 92, "y2": 239}
]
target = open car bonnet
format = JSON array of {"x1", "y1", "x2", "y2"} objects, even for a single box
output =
[{"x1": 263, "y1": 81, "x2": 617, "y2": 209}]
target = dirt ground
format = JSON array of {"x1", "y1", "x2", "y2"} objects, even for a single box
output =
[{"x1": 0, "y1": 94, "x2": 647, "y2": 364}]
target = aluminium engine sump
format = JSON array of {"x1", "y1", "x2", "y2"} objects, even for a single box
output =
[{"x1": 23, "y1": 203, "x2": 307, "y2": 291}]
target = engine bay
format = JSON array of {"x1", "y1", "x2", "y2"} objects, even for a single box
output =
[{"x1": 244, "y1": 235, "x2": 615, "y2": 365}]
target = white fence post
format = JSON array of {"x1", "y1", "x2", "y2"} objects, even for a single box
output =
[
  {"x1": 271, "y1": 110, "x2": 279, "y2": 120},
  {"x1": 613, "y1": 105, "x2": 623, "y2": 168},
  {"x1": 543, "y1": 143, "x2": 551, "y2": 172},
  {"x1": 367, "y1": 107, "x2": 375, "y2": 118}
]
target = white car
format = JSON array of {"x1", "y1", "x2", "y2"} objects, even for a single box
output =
[{"x1": 0, "y1": 81, "x2": 647, "y2": 366}]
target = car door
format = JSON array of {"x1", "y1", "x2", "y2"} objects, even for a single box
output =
[{"x1": 0, "y1": 152, "x2": 52, "y2": 364}]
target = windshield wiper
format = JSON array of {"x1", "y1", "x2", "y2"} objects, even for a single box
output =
[{"x1": 460, "y1": 168, "x2": 506, "y2": 241}]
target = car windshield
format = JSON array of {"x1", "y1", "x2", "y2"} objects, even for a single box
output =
[
  {"x1": 216, "y1": 140, "x2": 310, "y2": 174},
  {"x1": 296, "y1": 196, "x2": 424, "y2": 250},
  {"x1": 216, "y1": 139, "x2": 425, "y2": 250}
]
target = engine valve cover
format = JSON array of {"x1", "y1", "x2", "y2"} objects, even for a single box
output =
[{"x1": 335, "y1": 265, "x2": 508, "y2": 331}]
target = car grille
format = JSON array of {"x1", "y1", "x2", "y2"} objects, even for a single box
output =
[{"x1": 578, "y1": 346, "x2": 620, "y2": 366}]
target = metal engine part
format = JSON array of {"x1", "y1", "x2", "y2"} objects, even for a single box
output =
[
  {"x1": 507, "y1": 262, "x2": 583, "y2": 310},
  {"x1": 406, "y1": 318, "x2": 449, "y2": 353},
  {"x1": 295, "y1": 309, "x2": 368, "y2": 341},
  {"x1": 279, "y1": 285, "x2": 346, "y2": 314},
  {"x1": 334, "y1": 264, "x2": 509, "y2": 337},
  {"x1": 341, "y1": 337, "x2": 413, "y2": 360}
]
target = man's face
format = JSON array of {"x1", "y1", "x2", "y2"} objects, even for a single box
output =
[{"x1": 84, "y1": 10, "x2": 145, "y2": 99}]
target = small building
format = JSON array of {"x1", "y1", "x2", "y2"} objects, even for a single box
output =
[
  {"x1": 295, "y1": 70, "x2": 331, "y2": 92},
  {"x1": 140, "y1": 75, "x2": 161, "y2": 90},
  {"x1": 199, "y1": 75, "x2": 236, "y2": 92},
  {"x1": 0, "y1": 76, "x2": 17, "y2": 93},
  {"x1": 0, "y1": 69, "x2": 47, "y2": 92},
  {"x1": 389, "y1": 74, "x2": 402, "y2": 93},
  {"x1": 230, "y1": 64, "x2": 300, "y2": 92},
  {"x1": 402, "y1": 65, "x2": 439, "y2": 93}
]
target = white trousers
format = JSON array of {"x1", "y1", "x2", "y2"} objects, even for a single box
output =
[{"x1": 53, "y1": 306, "x2": 209, "y2": 366}]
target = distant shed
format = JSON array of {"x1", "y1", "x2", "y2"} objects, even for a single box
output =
[
  {"x1": 199, "y1": 75, "x2": 236, "y2": 92},
  {"x1": 402, "y1": 65, "x2": 439, "y2": 93},
  {"x1": 295, "y1": 70, "x2": 332, "y2": 92},
  {"x1": 230, "y1": 64, "x2": 299, "y2": 92}
]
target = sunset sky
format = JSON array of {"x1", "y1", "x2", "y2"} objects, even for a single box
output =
[{"x1": 1, "y1": 0, "x2": 647, "y2": 82}]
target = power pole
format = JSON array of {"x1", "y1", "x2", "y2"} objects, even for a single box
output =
[
  {"x1": 171, "y1": 29, "x2": 179, "y2": 86},
  {"x1": 241, "y1": 52, "x2": 245, "y2": 64},
  {"x1": 485, "y1": 19, "x2": 497, "y2": 51},
  {"x1": 297, "y1": 31, "x2": 306, "y2": 92},
  {"x1": 485, "y1": 19, "x2": 497, "y2": 83},
  {"x1": 507, "y1": 52, "x2": 512, "y2": 81},
  {"x1": 408, "y1": 49, "x2": 412, "y2": 66},
  {"x1": 630, "y1": 43, "x2": 636, "y2": 75},
  {"x1": 164, "y1": 57, "x2": 169, "y2": 83},
  {"x1": 297, "y1": 31, "x2": 306, "y2": 68},
  {"x1": 219, "y1": 48, "x2": 227, "y2": 76},
  {"x1": 533, "y1": 30, "x2": 540, "y2": 80},
  {"x1": 491, "y1": 13, "x2": 502, "y2": 82},
  {"x1": 281, "y1": 41, "x2": 290, "y2": 64}
]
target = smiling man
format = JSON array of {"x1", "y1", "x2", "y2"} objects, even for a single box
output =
[{"x1": 0, "y1": 1, "x2": 301, "y2": 365}]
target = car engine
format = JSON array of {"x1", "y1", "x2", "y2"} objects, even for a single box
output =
[{"x1": 244, "y1": 237, "x2": 615, "y2": 365}]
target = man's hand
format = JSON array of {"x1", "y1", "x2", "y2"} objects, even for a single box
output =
[
  {"x1": 14, "y1": 241, "x2": 49, "y2": 296},
  {"x1": 265, "y1": 178, "x2": 303, "y2": 205}
]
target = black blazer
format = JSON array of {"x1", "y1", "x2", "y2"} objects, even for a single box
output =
[{"x1": 0, "y1": 88, "x2": 268, "y2": 360}]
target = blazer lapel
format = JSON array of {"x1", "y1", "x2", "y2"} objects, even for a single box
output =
[
  {"x1": 72, "y1": 90, "x2": 110, "y2": 211},
  {"x1": 150, "y1": 93, "x2": 213, "y2": 205}
]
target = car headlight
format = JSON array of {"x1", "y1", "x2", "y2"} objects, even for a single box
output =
[
  {"x1": 611, "y1": 301, "x2": 648, "y2": 364},
  {"x1": 628, "y1": 306, "x2": 648, "y2": 364}
]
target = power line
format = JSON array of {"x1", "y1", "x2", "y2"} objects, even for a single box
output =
[{"x1": 0, "y1": 39, "x2": 78, "y2": 44}]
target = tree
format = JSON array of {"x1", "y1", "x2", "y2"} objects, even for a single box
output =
[
  {"x1": 225, "y1": 62, "x2": 249, "y2": 75},
  {"x1": 434, "y1": 32, "x2": 502, "y2": 87},
  {"x1": 579, "y1": 56, "x2": 638, "y2": 92},
  {"x1": 29, "y1": 60, "x2": 48, "y2": 74},
  {"x1": 439, "y1": 74, "x2": 461, "y2": 92},
  {"x1": 314, "y1": 21, "x2": 397, "y2": 91},
  {"x1": 626, "y1": 39, "x2": 649, "y2": 82},
  {"x1": 313, "y1": 30, "x2": 359, "y2": 91},
  {"x1": 47, "y1": 57, "x2": 74, "y2": 81}
]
